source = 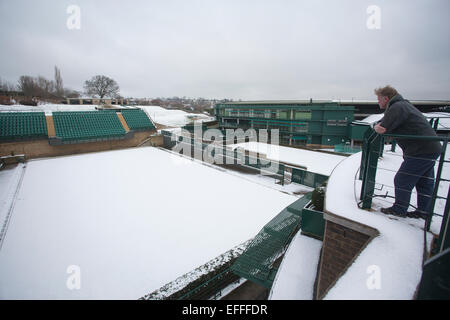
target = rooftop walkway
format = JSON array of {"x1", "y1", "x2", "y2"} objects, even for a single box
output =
[{"x1": 269, "y1": 144, "x2": 449, "y2": 299}]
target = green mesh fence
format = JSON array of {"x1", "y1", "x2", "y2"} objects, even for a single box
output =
[{"x1": 230, "y1": 193, "x2": 312, "y2": 288}]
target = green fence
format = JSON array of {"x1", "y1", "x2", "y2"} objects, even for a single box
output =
[
  {"x1": 359, "y1": 129, "x2": 450, "y2": 254},
  {"x1": 162, "y1": 130, "x2": 329, "y2": 188},
  {"x1": 175, "y1": 268, "x2": 240, "y2": 300},
  {"x1": 230, "y1": 193, "x2": 312, "y2": 288},
  {"x1": 291, "y1": 167, "x2": 329, "y2": 188}
]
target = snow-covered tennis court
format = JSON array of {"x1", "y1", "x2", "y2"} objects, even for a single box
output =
[{"x1": 0, "y1": 147, "x2": 296, "y2": 299}]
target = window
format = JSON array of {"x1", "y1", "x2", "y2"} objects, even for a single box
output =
[
  {"x1": 271, "y1": 110, "x2": 277, "y2": 119},
  {"x1": 295, "y1": 110, "x2": 311, "y2": 120},
  {"x1": 277, "y1": 110, "x2": 288, "y2": 119},
  {"x1": 239, "y1": 110, "x2": 249, "y2": 117},
  {"x1": 327, "y1": 120, "x2": 347, "y2": 127},
  {"x1": 294, "y1": 123, "x2": 308, "y2": 133}
]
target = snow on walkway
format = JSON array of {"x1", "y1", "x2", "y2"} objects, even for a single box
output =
[
  {"x1": 324, "y1": 152, "x2": 426, "y2": 299},
  {"x1": 369, "y1": 146, "x2": 448, "y2": 235},
  {"x1": 269, "y1": 232, "x2": 322, "y2": 300},
  {"x1": 0, "y1": 163, "x2": 26, "y2": 250},
  {"x1": 268, "y1": 143, "x2": 448, "y2": 300},
  {"x1": 231, "y1": 142, "x2": 347, "y2": 176},
  {"x1": 0, "y1": 164, "x2": 23, "y2": 225},
  {"x1": 0, "y1": 147, "x2": 296, "y2": 299}
]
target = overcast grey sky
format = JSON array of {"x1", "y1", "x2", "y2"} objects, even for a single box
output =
[{"x1": 1, "y1": 0, "x2": 449, "y2": 100}]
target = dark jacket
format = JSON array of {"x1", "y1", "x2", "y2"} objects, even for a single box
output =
[{"x1": 379, "y1": 94, "x2": 442, "y2": 156}]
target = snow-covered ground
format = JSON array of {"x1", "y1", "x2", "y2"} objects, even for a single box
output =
[
  {"x1": 269, "y1": 232, "x2": 322, "y2": 300},
  {"x1": 0, "y1": 146, "x2": 297, "y2": 299},
  {"x1": 139, "y1": 106, "x2": 214, "y2": 127},
  {"x1": 231, "y1": 141, "x2": 347, "y2": 176}
]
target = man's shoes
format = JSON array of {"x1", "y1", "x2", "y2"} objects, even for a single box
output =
[
  {"x1": 381, "y1": 206, "x2": 406, "y2": 217},
  {"x1": 406, "y1": 210, "x2": 428, "y2": 220}
]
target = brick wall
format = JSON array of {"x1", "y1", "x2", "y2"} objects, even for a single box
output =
[
  {"x1": 0, "y1": 131, "x2": 163, "y2": 160},
  {"x1": 316, "y1": 217, "x2": 378, "y2": 299}
]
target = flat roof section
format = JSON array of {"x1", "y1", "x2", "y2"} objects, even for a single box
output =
[{"x1": 0, "y1": 147, "x2": 296, "y2": 299}]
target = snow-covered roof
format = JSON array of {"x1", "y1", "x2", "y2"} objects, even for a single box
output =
[
  {"x1": 0, "y1": 147, "x2": 296, "y2": 299},
  {"x1": 139, "y1": 105, "x2": 214, "y2": 127}
]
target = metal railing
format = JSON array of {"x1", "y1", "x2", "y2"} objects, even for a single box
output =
[
  {"x1": 359, "y1": 128, "x2": 449, "y2": 254},
  {"x1": 161, "y1": 129, "x2": 329, "y2": 188}
]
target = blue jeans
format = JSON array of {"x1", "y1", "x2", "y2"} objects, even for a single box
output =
[{"x1": 392, "y1": 153, "x2": 440, "y2": 215}]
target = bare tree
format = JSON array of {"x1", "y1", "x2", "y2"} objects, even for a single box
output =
[
  {"x1": 83, "y1": 75, "x2": 120, "y2": 98},
  {"x1": 0, "y1": 77, "x2": 17, "y2": 92},
  {"x1": 17, "y1": 75, "x2": 39, "y2": 96},
  {"x1": 54, "y1": 66, "x2": 64, "y2": 97},
  {"x1": 64, "y1": 88, "x2": 81, "y2": 98},
  {"x1": 37, "y1": 76, "x2": 55, "y2": 97}
]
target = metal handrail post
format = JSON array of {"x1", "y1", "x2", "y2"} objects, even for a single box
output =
[
  {"x1": 433, "y1": 118, "x2": 439, "y2": 131},
  {"x1": 427, "y1": 141, "x2": 448, "y2": 231},
  {"x1": 391, "y1": 140, "x2": 397, "y2": 152},
  {"x1": 436, "y1": 184, "x2": 450, "y2": 253},
  {"x1": 360, "y1": 132, "x2": 380, "y2": 209},
  {"x1": 379, "y1": 136, "x2": 385, "y2": 158},
  {"x1": 359, "y1": 137, "x2": 372, "y2": 205},
  {"x1": 359, "y1": 129, "x2": 377, "y2": 180}
]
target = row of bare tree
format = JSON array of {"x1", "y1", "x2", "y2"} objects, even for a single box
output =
[
  {"x1": 1, "y1": 66, "x2": 79, "y2": 99},
  {"x1": 1, "y1": 67, "x2": 121, "y2": 100}
]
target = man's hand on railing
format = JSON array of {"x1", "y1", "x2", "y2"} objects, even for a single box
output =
[{"x1": 374, "y1": 124, "x2": 387, "y2": 134}]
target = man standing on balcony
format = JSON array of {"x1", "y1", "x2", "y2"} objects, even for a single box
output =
[{"x1": 373, "y1": 85, "x2": 442, "y2": 219}]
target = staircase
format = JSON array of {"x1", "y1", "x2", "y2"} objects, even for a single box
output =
[{"x1": 46, "y1": 116, "x2": 56, "y2": 137}]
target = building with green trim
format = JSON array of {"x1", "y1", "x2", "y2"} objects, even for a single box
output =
[{"x1": 215, "y1": 100, "x2": 355, "y2": 147}]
